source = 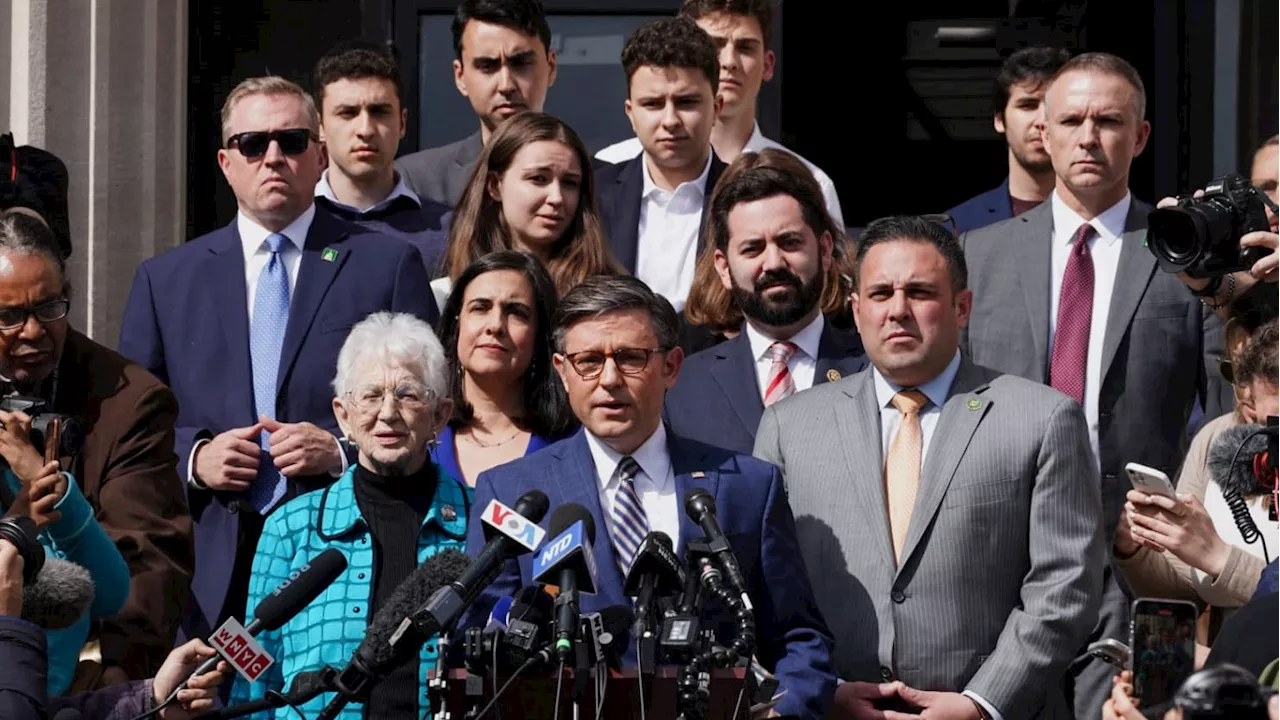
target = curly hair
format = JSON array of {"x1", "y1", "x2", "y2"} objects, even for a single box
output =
[{"x1": 621, "y1": 16, "x2": 719, "y2": 90}]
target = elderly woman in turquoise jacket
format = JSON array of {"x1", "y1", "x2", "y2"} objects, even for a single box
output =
[{"x1": 230, "y1": 312, "x2": 469, "y2": 719}]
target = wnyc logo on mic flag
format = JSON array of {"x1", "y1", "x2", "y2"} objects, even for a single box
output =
[
  {"x1": 210, "y1": 617, "x2": 275, "y2": 682},
  {"x1": 482, "y1": 498, "x2": 547, "y2": 552},
  {"x1": 531, "y1": 520, "x2": 596, "y2": 585}
]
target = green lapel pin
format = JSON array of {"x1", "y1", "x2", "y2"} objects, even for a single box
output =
[
  {"x1": 966, "y1": 398, "x2": 983, "y2": 411},
  {"x1": 322, "y1": 248, "x2": 338, "y2": 262}
]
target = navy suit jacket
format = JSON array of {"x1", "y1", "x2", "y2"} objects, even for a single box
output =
[
  {"x1": 663, "y1": 322, "x2": 868, "y2": 455},
  {"x1": 118, "y1": 207, "x2": 438, "y2": 638},
  {"x1": 464, "y1": 428, "x2": 837, "y2": 719},
  {"x1": 594, "y1": 153, "x2": 729, "y2": 273},
  {"x1": 946, "y1": 178, "x2": 1013, "y2": 235}
]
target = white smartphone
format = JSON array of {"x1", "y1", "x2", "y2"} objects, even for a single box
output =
[{"x1": 1125, "y1": 462, "x2": 1177, "y2": 499}]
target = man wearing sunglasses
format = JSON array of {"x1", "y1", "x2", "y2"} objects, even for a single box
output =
[
  {"x1": 118, "y1": 75, "x2": 437, "y2": 664},
  {"x1": 462, "y1": 275, "x2": 838, "y2": 719},
  {"x1": 0, "y1": 210, "x2": 194, "y2": 689}
]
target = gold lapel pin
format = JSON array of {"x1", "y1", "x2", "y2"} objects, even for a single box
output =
[
  {"x1": 826, "y1": 369, "x2": 841, "y2": 382},
  {"x1": 966, "y1": 398, "x2": 982, "y2": 411}
]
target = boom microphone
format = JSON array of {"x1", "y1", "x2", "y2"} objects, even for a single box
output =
[
  {"x1": 684, "y1": 489, "x2": 752, "y2": 608},
  {"x1": 21, "y1": 557, "x2": 94, "y2": 630},
  {"x1": 1208, "y1": 423, "x2": 1276, "y2": 497},
  {"x1": 170, "y1": 548, "x2": 349, "y2": 698}
]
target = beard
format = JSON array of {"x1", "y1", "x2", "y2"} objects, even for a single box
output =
[
  {"x1": 731, "y1": 267, "x2": 824, "y2": 328},
  {"x1": 1011, "y1": 138, "x2": 1054, "y2": 174}
]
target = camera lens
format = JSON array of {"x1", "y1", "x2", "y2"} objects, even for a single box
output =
[{"x1": 1149, "y1": 207, "x2": 1203, "y2": 259}]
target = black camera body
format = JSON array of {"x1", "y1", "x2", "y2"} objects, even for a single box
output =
[
  {"x1": 1147, "y1": 173, "x2": 1274, "y2": 278},
  {"x1": 0, "y1": 395, "x2": 77, "y2": 458}
]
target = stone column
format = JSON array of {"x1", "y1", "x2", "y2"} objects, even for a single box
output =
[{"x1": 5, "y1": 0, "x2": 187, "y2": 348}]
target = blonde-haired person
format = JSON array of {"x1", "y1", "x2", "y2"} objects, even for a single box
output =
[
  {"x1": 431, "y1": 112, "x2": 622, "y2": 308},
  {"x1": 230, "y1": 312, "x2": 468, "y2": 720}
]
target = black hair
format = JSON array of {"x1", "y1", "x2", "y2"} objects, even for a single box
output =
[
  {"x1": 992, "y1": 46, "x2": 1072, "y2": 117},
  {"x1": 552, "y1": 275, "x2": 681, "y2": 354},
  {"x1": 853, "y1": 215, "x2": 967, "y2": 295},
  {"x1": 452, "y1": 0, "x2": 552, "y2": 61},
  {"x1": 621, "y1": 17, "x2": 719, "y2": 91},
  {"x1": 313, "y1": 39, "x2": 402, "y2": 106},
  {"x1": 438, "y1": 250, "x2": 576, "y2": 439},
  {"x1": 680, "y1": 0, "x2": 775, "y2": 47},
  {"x1": 1236, "y1": 319, "x2": 1278, "y2": 387}
]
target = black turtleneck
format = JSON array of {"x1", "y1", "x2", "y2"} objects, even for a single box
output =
[{"x1": 352, "y1": 461, "x2": 438, "y2": 719}]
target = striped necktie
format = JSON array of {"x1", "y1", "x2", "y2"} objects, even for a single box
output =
[
  {"x1": 763, "y1": 341, "x2": 798, "y2": 406},
  {"x1": 247, "y1": 233, "x2": 290, "y2": 514},
  {"x1": 610, "y1": 456, "x2": 649, "y2": 576}
]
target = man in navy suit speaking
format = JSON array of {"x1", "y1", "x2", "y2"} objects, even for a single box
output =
[
  {"x1": 464, "y1": 275, "x2": 836, "y2": 719},
  {"x1": 118, "y1": 76, "x2": 437, "y2": 647}
]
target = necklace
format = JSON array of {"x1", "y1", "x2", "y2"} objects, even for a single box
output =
[{"x1": 461, "y1": 427, "x2": 525, "y2": 448}]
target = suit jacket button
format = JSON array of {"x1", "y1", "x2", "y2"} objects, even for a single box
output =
[
  {"x1": 228, "y1": 500, "x2": 240, "y2": 514},
  {"x1": 891, "y1": 589, "x2": 906, "y2": 604},
  {"x1": 880, "y1": 666, "x2": 893, "y2": 681}
]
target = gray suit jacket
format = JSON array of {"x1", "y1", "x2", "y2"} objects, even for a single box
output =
[
  {"x1": 960, "y1": 200, "x2": 1224, "y2": 538},
  {"x1": 754, "y1": 359, "x2": 1104, "y2": 720},
  {"x1": 395, "y1": 130, "x2": 483, "y2": 208}
]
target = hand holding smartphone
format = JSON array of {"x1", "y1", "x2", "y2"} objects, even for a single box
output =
[
  {"x1": 1128, "y1": 598, "x2": 1198, "y2": 707},
  {"x1": 1126, "y1": 462, "x2": 1177, "y2": 499}
]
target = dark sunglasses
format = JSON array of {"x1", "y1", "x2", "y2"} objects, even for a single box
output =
[{"x1": 226, "y1": 129, "x2": 316, "y2": 159}]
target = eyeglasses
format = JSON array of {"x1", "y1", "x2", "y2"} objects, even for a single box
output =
[
  {"x1": 561, "y1": 347, "x2": 671, "y2": 380},
  {"x1": 0, "y1": 299, "x2": 69, "y2": 332},
  {"x1": 226, "y1": 129, "x2": 316, "y2": 159},
  {"x1": 346, "y1": 384, "x2": 433, "y2": 415}
]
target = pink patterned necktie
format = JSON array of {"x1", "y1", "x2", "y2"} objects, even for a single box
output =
[
  {"x1": 763, "y1": 341, "x2": 798, "y2": 406},
  {"x1": 1050, "y1": 223, "x2": 1096, "y2": 404}
]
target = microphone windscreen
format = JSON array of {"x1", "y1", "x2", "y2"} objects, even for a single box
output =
[
  {"x1": 684, "y1": 488, "x2": 716, "y2": 521},
  {"x1": 22, "y1": 558, "x2": 94, "y2": 630},
  {"x1": 253, "y1": 548, "x2": 349, "y2": 631},
  {"x1": 359, "y1": 548, "x2": 471, "y2": 667},
  {"x1": 1208, "y1": 423, "x2": 1270, "y2": 497},
  {"x1": 547, "y1": 503, "x2": 596, "y2": 545},
  {"x1": 513, "y1": 489, "x2": 551, "y2": 525}
]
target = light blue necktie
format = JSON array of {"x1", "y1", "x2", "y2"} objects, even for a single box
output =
[{"x1": 248, "y1": 233, "x2": 290, "y2": 513}]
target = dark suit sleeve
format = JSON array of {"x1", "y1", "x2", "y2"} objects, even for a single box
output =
[
  {"x1": 457, "y1": 469, "x2": 523, "y2": 632},
  {"x1": 752, "y1": 464, "x2": 837, "y2": 719},
  {"x1": 964, "y1": 397, "x2": 1105, "y2": 719},
  {"x1": 94, "y1": 383, "x2": 196, "y2": 678},
  {"x1": 118, "y1": 262, "x2": 212, "y2": 509},
  {"x1": 0, "y1": 617, "x2": 46, "y2": 720},
  {"x1": 390, "y1": 243, "x2": 439, "y2": 326}
]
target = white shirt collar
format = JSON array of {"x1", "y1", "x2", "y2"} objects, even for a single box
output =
[
  {"x1": 1050, "y1": 189, "x2": 1131, "y2": 247},
  {"x1": 584, "y1": 423, "x2": 672, "y2": 493},
  {"x1": 237, "y1": 203, "x2": 314, "y2": 260},
  {"x1": 314, "y1": 169, "x2": 422, "y2": 213},
  {"x1": 744, "y1": 122, "x2": 768, "y2": 153},
  {"x1": 872, "y1": 349, "x2": 962, "y2": 412},
  {"x1": 744, "y1": 312, "x2": 825, "y2": 364},
  {"x1": 641, "y1": 152, "x2": 713, "y2": 201}
]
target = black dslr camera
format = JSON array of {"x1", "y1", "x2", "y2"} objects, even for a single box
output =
[
  {"x1": 1147, "y1": 173, "x2": 1278, "y2": 278},
  {"x1": 1174, "y1": 664, "x2": 1274, "y2": 719},
  {"x1": 0, "y1": 396, "x2": 77, "y2": 458}
]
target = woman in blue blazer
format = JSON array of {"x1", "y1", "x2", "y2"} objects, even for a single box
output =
[{"x1": 432, "y1": 251, "x2": 577, "y2": 487}]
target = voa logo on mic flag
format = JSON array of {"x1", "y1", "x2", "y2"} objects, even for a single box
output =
[{"x1": 482, "y1": 499, "x2": 547, "y2": 552}]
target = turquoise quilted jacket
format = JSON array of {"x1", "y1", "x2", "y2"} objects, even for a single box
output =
[{"x1": 228, "y1": 463, "x2": 471, "y2": 719}]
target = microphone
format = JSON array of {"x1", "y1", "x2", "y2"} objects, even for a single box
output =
[
  {"x1": 684, "y1": 489, "x2": 752, "y2": 609},
  {"x1": 1208, "y1": 423, "x2": 1277, "y2": 497},
  {"x1": 531, "y1": 503, "x2": 598, "y2": 662},
  {"x1": 321, "y1": 548, "x2": 471, "y2": 719},
  {"x1": 21, "y1": 558, "x2": 94, "y2": 630},
  {"x1": 623, "y1": 531, "x2": 686, "y2": 635},
  {"x1": 586, "y1": 604, "x2": 635, "y2": 668},
  {"x1": 486, "y1": 595, "x2": 515, "y2": 632},
  {"x1": 171, "y1": 548, "x2": 348, "y2": 697}
]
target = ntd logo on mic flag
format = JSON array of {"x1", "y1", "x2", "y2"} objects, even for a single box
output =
[
  {"x1": 482, "y1": 499, "x2": 547, "y2": 552},
  {"x1": 210, "y1": 617, "x2": 275, "y2": 682},
  {"x1": 531, "y1": 519, "x2": 597, "y2": 592}
]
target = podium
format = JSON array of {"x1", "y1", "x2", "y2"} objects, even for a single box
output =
[{"x1": 430, "y1": 667, "x2": 750, "y2": 719}]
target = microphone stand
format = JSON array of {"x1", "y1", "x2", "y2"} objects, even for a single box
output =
[
  {"x1": 194, "y1": 666, "x2": 337, "y2": 719},
  {"x1": 431, "y1": 632, "x2": 452, "y2": 720}
]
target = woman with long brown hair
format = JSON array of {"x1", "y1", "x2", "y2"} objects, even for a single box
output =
[{"x1": 431, "y1": 112, "x2": 621, "y2": 307}]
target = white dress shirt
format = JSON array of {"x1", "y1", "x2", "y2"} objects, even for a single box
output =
[
  {"x1": 1048, "y1": 190, "x2": 1130, "y2": 469},
  {"x1": 594, "y1": 122, "x2": 845, "y2": 228},
  {"x1": 869, "y1": 350, "x2": 1003, "y2": 720},
  {"x1": 635, "y1": 155, "x2": 712, "y2": 311},
  {"x1": 314, "y1": 169, "x2": 422, "y2": 213},
  {"x1": 584, "y1": 423, "x2": 680, "y2": 549},
  {"x1": 744, "y1": 313, "x2": 825, "y2": 399},
  {"x1": 189, "y1": 203, "x2": 348, "y2": 487}
]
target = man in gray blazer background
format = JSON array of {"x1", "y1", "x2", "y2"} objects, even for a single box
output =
[
  {"x1": 395, "y1": 0, "x2": 557, "y2": 207},
  {"x1": 959, "y1": 52, "x2": 1225, "y2": 718},
  {"x1": 755, "y1": 215, "x2": 1104, "y2": 720}
]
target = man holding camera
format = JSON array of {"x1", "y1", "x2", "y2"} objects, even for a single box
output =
[
  {"x1": 0, "y1": 210, "x2": 193, "y2": 688},
  {"x1": 960, "y1": 52, "x2": 1234, "y2": 717}
]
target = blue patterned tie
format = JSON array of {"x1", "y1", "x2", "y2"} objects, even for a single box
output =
[
  {"x1": 610, "y1": 456, "x2": 649, "y2": 576},
  {"x1": 247, "y1": 233, "x2": 290, "y2": 513}
]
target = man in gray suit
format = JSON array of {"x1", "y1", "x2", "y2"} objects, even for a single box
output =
[
  {"x1": 959, "y1": 52, "x2": 1225, "y2": 717},
  {"x1": 756, "y1": 215, "x2": 1104, "y2": 720},
  {"x1": 395, "y1": 0, "x2": 558, "y2": 207}
]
